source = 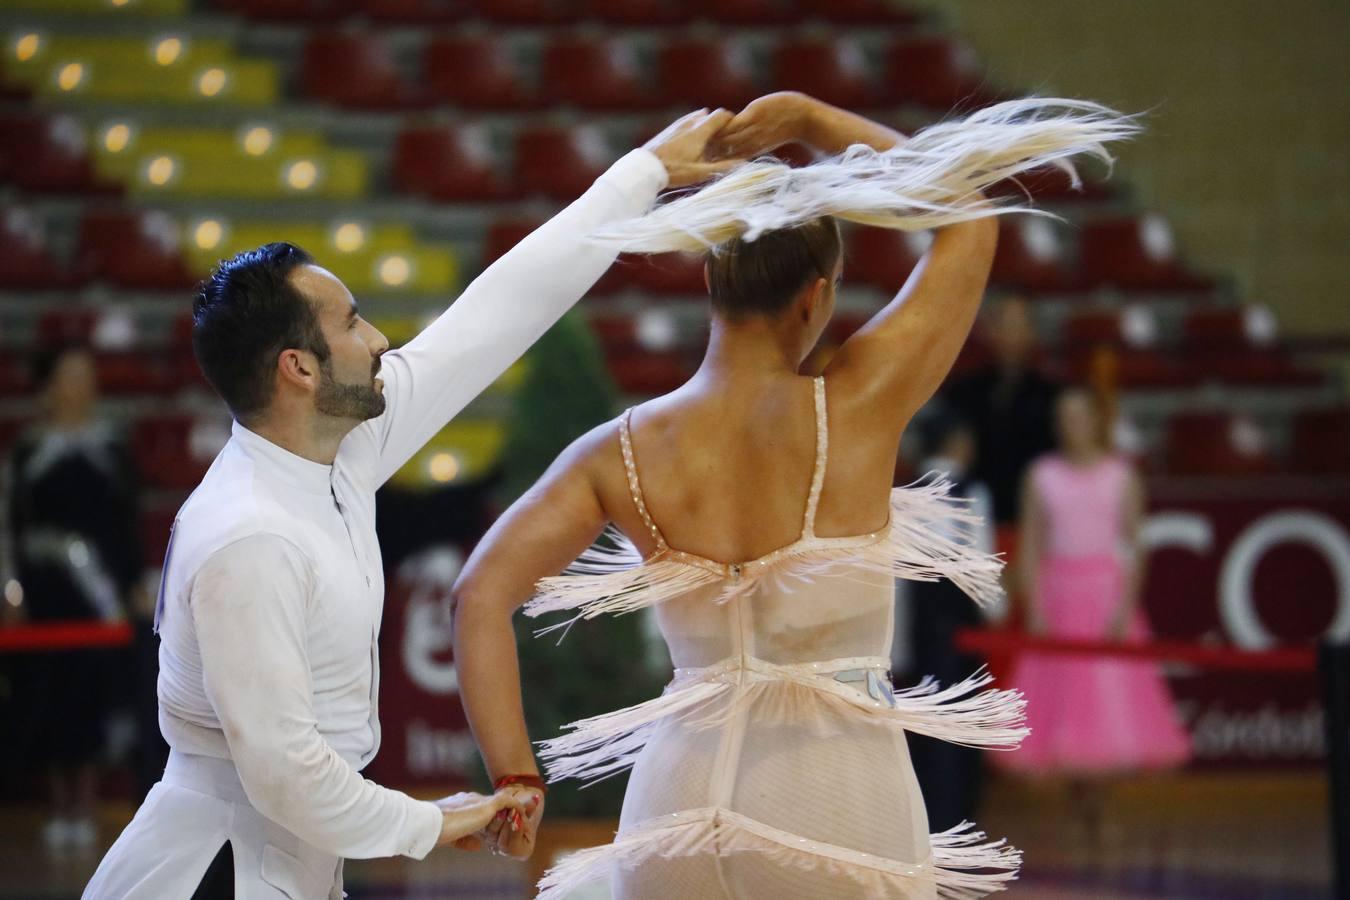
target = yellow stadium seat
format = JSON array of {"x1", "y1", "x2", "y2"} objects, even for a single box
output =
[
  {"x1": 120, "y1": 145, "x2": 367, "y2": 200},
  {"x1": 387, "y1": 419, "x2": 507, "y2": 490},
  {"x1": 4, "y1": 34, "x2": 234, "y2": 88},
  {"x1": 92, "y1": 125, "x2": 328, "y2": 183},
  {"x1": 4, "y1": 0, "x2": 188, "y2": 15},
  {"x1": 182, "y1": 220, "x2": 457, "y2": 296},
  {"x1": 27, "y1": 53, "x2": 278, "y2": 106}
]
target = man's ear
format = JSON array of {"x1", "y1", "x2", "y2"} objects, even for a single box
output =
[{"x1": 276, "y1": 348, "x2": 317, "y2": 392}]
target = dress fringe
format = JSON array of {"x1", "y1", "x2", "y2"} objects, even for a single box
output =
[
  {"x1": 526, "y1": 476, "x2": 1005, "y2": 636},
  {"x1": 536, "y1": 808, "x2": 1020, "y2": 900},
  {"x1": 539, "y1": 662, "x2": 1026, "y2": 783}
]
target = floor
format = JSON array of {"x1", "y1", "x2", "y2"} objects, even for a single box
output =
[{"x1": 0, "y1": 772, "x2": 1330, "y2": 899}]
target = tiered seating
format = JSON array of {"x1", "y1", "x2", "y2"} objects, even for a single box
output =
[
  {"x1": 1079, "y1": 215, "x2": 1213, "y2": 291},
  {"x1": 301, "y1": 31, "x2": 425, "y2": 110},
  {"x1": 771, "y1": 38, "x2": 875, "y2": 108},
  {"x1": 1164, "y1": 412, "x2": 1276, "y2": 477},
  {"x1": 393, "y1": 125, "x2": 510, "y2": 202},
  {"x1": 0, "y1": 208, "x2": 75, "y2": 289},
  {"x1": 513, "y1": 125, "x2": 618, "y2": 200},
  {"x1": 423, "y1": 35, "x2": 536, "y2": 109},
  {"x1": 539, "y1": 36, "x2": 654, "y2": 110}
]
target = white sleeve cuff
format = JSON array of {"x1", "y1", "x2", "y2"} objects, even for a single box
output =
[
  {"x1": 402, "y1": 799, "x2": 444, "y2": 860},
  {"x1": 596, "y1": 148, "x2": 669, "y2": 200}
]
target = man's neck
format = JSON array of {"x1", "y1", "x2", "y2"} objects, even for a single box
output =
[{"x1": 246, "y1": 409, "x2": 352, "y2": 465}]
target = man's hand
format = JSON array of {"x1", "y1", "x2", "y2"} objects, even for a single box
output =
[
  {"x1": 644, "y1": 107, "x2": 739, "y2": 187},
  {"x1": 434, "y1": 790, "x2": 530, "y2": 849}
]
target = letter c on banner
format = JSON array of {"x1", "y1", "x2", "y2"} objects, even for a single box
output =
[{"x1": 1220, "y1": 511, "x2": 1350, "y2": 650}]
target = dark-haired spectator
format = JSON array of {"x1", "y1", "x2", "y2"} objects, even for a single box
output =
[
  {"x1": 944, "y1": 296, "x2": 1060, "y2": 525},
  {"x1": 4, "y1": 345, "x2": 143, "y2": 852}
]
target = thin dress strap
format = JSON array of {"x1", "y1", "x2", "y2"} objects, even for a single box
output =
[
  {"x1": 619, "y1": 408, "x2": 669, "y2": 552},
  {"x1": 801, "y1": 376, "x2": 828, "y2": 539}
]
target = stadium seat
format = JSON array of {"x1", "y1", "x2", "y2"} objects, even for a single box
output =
[
  {"x1": 0, "y1": 113, "x2": 120, "y2": 195},
  {"x1": 95, "y1": 352, "x2": 175, "y2": 395},
  {"x1": 539, "y1": 37, "x2": 653, "y2": 110},
  {"x1": 359, "y1": 0, "x2": 464, "y2": 22},
  {"x1": 622, "y1": 252, "x2": 706, "y2": 295},
  {"x1": 481, "y1": 217, "x2": 541, "y2": 269},
  {"x1": 301, "y1": 32, "x2": 422, "y2": 110},
  {"x1": 1183, "y1": 305, "x2": 1278, "y2": 350},
  {"x1": 0, "y1": 208, "x2": 76, "y2": 289},
  {"x1": 132, "y1": 414, "x2": 229, "y2": 490},
  {"x1": 1061, "y1": 306, "x2": 1159, "y2": 350},
  {"x1": 1062, "y1": 347, "x2": 1191, "y2": 389},
  {"x1": 393, "y1": 125, "x2": 510, "y2": 202},
  {"x1": 796, "y1": 0, "x2": 919, "y2": 23},
  {"x1": 584, "y1": 0, "x2": 689, "y2": 24},
  {"x1": 771, "y1": 38, "x2": 876, "y2": 108},
  {"x1": 884, "y1": 37, "x2": 1003, "y2": 110},
  {"x1": 1290, "y1": 408, "x2": 1350, "y2": 475},
  {"x1": 606, "y1": 350, "x2": 696, "y2": 395},
  {"x1": 844, "y1": 226, "x2": 926, "y2": 292},
  {"x1": 423, "y1": 36, "x2": 535, "y2": 110},
  {"x1": 990, "y1": 217, "x2": 1079, "y2": 292},
  {"x1": 658, "y1": 38, "x2": 759, "y2": 109},
  {"x1": 588, "y1": 314, "x2": 641, "y2": 354},
  {"x1": 513, "y1": 125, "x2": 616, "y2": 200},
  {"x1": 690, "y1": 0, "x2": 796, "y2": 24},
  {"x1": 1164, "y1": 412, "x2": 1275, "y2": 476},
  {"x1": 218, "y1": 0, "x2": 356, "y2": 20},
  {"x1": 76, "y1": 209, "x2": 197, "y2": 290},
  {"x1": 987, "y1": 164, "x2": 1113, "y2": 203},
  {"x1": 140, "y1": 503, "x2": 178, "y2": 568},
  {"x1": 1079, "y1": 215, "x2": 1212, "y2": 292},
  {"x1": 463, "y1": 0, "x2": 575, "y2": 22}
]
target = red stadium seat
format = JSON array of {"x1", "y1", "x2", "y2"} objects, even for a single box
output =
[
  {"x1": 844, "y1": 226, "x2": 926, "y2": 292},
  {"x1": 584, "y1": 0, "x2": 688, "y2": 24},
  {"x1": 1164, "y1": 412, "x2": 1275, "y2": 477},
  {"x1": 140, "y1": 503, "x2": 178, "y2": 568},
  {"x1": 1079, "y1": 215, "x2": 1212, "y2": 292},
  {"x1": 690, "y1": 0, "x2": 795, "y2": 23},
  {"x1": 771, "y1": 39, "x2": 876, "y2": 108},
  {"x1": 95, "y1": 352, "x2": 174, "y2": 396},
  {"x1": 463, "y1": 0, "x2": 575, "y2": 22},
  {"x1": 132, "y1": 414, "x2": 230, "y2": 490},
  {"x1": 1290, "y1": 408, "x2": 1350, "y2": 475},
  {"x1": 423, "y1": 36, "x2": 535, "y2": 110},
  {"x1": 796, "y1": 0, "x2": 919, "y2": 23},
  {"x1": 37, "y1": 310, "x2": 99, "y2": 346},
  {"x1": 588, "y1": 314, "x2": 640, "y2": 353},
  {"x1": 884, "y1": 37, "x2": 1003, "y2": 110},
  {"x1": 481, "y1": 217, "x2": 541, "y2": 269},
  {"x1": 990, "y1": 217, "x2": 1079, "y2": 292},
  {"x1": 393, "y1": 125, "x2": 510, "y2": 202},
  {"x1": 658, "y1": 38, "x2": 759, "y2": 109},
  {"x1": 1183, "y1": 305, "x2": 1278, "y2": 350},
  {"x1": 217, "y1": 0, "x2": 355, "y2": 21},
  {"x1": 301, "y1": 32, "x2": 422, "y2": 110},
  {"x1": 1062, "y1": 347, "x2": 1191, "y2": 389},
  {"x1": 606, "y1": 350, "x2": 695, "y2": 395},
  {"x1": 622, "y1": 252, "x2": 706, "y2": 295},
  {"x1": 76, "y1": 210, "x2": 197, "y2": 291},
  {"x1": 987, "y1": 164, "x2": 1113, "y2": 203},
  {"x1": 513, "y1": 125, "x2": 616, "y2": 200},
  {"x1": 540, "y1": 37, "x2": 653, "y2": 110},
  {"x1": 0, "y1": 113, "x2": 120, "y2": 195},
  {"x1": 358, "y1": 0, "x2": 464, "y2": 22},
  {"x1": 0, "y1": 208, "x2": 75, "y2": 290}
]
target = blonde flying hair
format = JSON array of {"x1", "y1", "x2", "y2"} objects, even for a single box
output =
[{"x1": 592, "y1": 98, "x2": 1140, "y2": 253}]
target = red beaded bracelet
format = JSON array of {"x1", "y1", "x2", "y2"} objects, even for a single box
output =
[{"x1": 494, "y1": 773, "x2": 548, "y2": 794}]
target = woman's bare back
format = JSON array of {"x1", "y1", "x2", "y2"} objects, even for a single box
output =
[{"x1": 595, "y1": 371, "x2": 900, "y2": 564}]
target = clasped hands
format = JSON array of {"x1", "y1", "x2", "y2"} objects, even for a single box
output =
[{"x1": 434, "y1": 783, "x2": 545, "y2": 859}]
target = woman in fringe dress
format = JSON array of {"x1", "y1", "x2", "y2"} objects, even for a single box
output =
[{"x1": 451, "y1": 92, "x2": 1138, "y2": 898}]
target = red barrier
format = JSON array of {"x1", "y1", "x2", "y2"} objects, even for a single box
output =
[
  {"x1": 0, "y1": 621, "x2": 134, "y2": 653},
  {"x1": 955, "y1": 629, "x2": 1317, "y2": 673}
]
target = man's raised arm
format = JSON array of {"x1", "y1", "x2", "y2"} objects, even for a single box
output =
[{"x1": 357, "y1": 109, "x2": 733, "y2": 486}]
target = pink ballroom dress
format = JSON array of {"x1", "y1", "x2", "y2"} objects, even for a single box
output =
[
  {"x1": 526, "y1": 377, "x2": 1028, "y2": 899},
  {"x1": 997, "y1": 454, "x2": 1191, "y2": 776}
]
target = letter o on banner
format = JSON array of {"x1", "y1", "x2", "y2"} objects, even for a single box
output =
[{"x1": 1220, "y1": 511, "x2": 1350, "y2": 649}]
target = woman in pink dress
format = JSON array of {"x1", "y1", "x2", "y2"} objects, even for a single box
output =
[
  {"x1": 451, "y1": 94, "x2": 1137, "y2": 898},
  {"x1": 999, "y1": 387, "x2": 1191, "y2": 825}
]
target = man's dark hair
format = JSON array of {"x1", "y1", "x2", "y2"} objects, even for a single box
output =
[{"x1": 192, "y1": 242, "x2": 329, "y2": 423}]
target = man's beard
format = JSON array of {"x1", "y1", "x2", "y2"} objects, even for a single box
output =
[{"x1": 314, "y1": 357, "x2": 385, "y2": 421}]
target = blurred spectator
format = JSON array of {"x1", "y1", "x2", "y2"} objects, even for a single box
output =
[
  {"x1": 944, "y1": 296, "x2": 1060, "y2": 524},
  {"x1": 994, "y1": 385, "x2": 1190, "y2": 838},
  {"x1": 903, "y1": 409, "x2": 1001, "y2": 832},
  {"x1": 4, "y1": 345, "x2": 143, "y2": 852}
]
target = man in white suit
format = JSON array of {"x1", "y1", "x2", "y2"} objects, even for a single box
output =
[{"x1": 84, "y1": 109, "x2": 732, "y2": 899}]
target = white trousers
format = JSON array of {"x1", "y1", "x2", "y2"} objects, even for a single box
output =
[{"x1": 84, "y1": 751, "x2": 344, "y2": 899}]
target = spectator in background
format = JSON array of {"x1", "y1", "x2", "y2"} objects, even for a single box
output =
[
  {"x1": 904, "y1": 408, "x2": 1003, "y2": 832},
  {"x1": 995, "y1": 385, "x2": 1190, "y2": 838},
  {"x1": 944, "y1": 295, "x2": 1060, "y2": 525},
  {"x1": 5, "y1": 345, "x2": 144, "y2": 852}
]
